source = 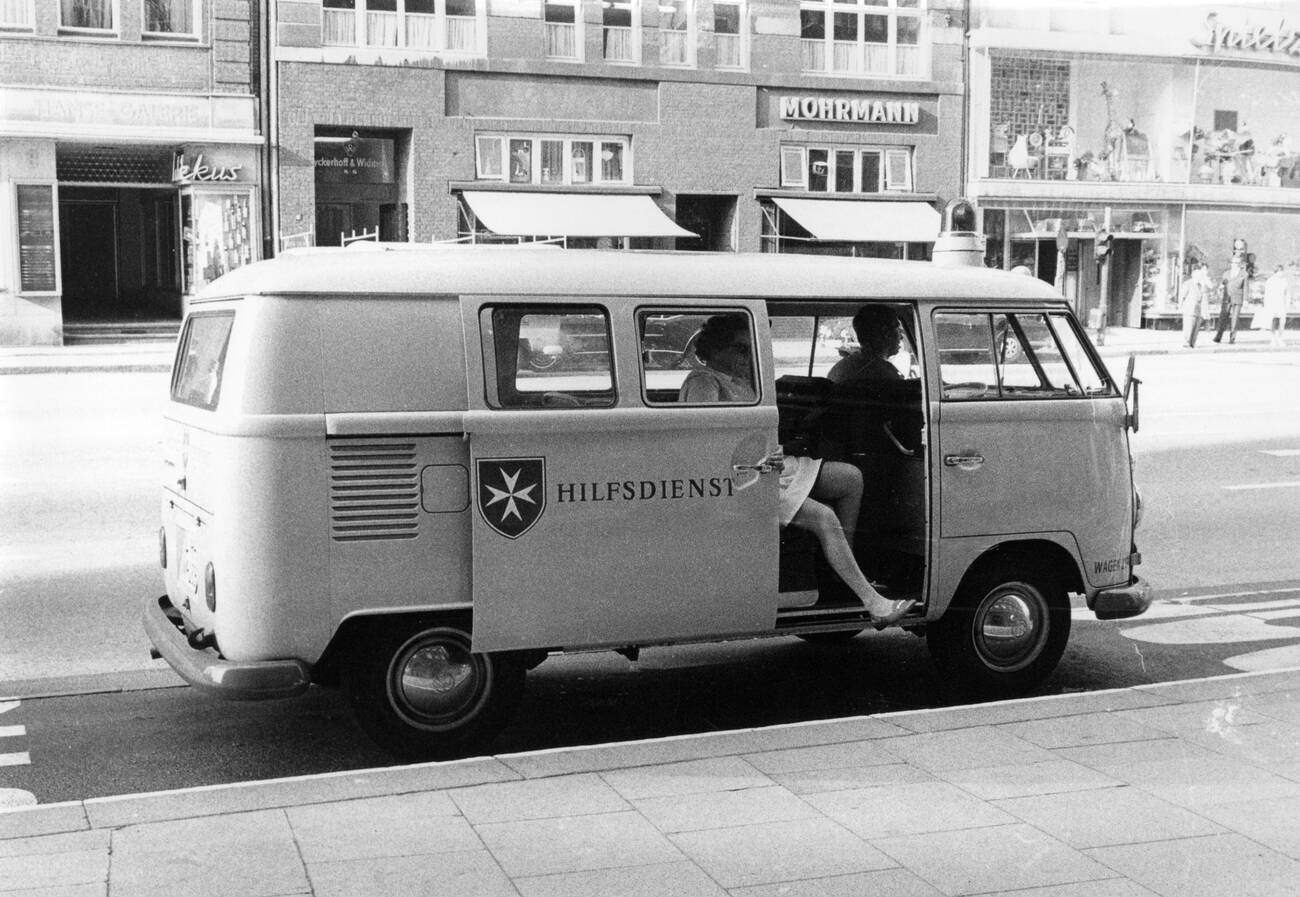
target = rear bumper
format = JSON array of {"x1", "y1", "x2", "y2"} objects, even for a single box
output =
[
  {"x1": 143, "y1": 595, "x2": 311, "y2": 700},
  {"x1": 1091, "y1": 576, "x2": 1153, "y2": 621}
]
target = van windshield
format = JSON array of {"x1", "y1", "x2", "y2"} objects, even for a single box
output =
[{"x1": 171, "y1": 312, "x2": 235, "y2": 411}]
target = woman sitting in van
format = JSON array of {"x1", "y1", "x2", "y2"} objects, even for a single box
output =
[{"x1": 680, "y1": 314, "x2": 915, "y2": 629}]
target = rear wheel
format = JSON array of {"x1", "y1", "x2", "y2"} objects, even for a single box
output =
[
  {"x1": 927, "y1": 559, "x2": 1070, "y2": 697},
  {"x1": 344, "y1": 621, "x2": 525, "y2": 760}
]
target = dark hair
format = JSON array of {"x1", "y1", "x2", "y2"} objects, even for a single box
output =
[
  {"x1": 851, "y1": 306, "x2": 900, "y2": 351},
  {"x1": 693, "y1": 314, "x2": 749, "y2": 365}
]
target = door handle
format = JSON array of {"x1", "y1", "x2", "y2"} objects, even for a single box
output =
[
  {"x1": 733, "y1": 453, "x2": 784, "y2": 474},
  {"x1": 944, "y1": 453, "x2": 985, "y2": 469}
]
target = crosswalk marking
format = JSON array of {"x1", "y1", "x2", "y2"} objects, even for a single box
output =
[
  {"x1": 0, "y1": 725, "x2": 25, "y2": 738},
  {"x1": 0, "y1": 752, "x2": 30, "y2": 767},
  {"x1": 1261, "y1": 449, "x2": 1300, "y2": 457},
  {"x1": 1223, "y1": 480, "x2": 1300, "y2": 491}
]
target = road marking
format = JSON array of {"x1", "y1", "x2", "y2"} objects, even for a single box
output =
[
  {"x1": 1223, "y1": 480, "x2": 1300, "y2": 491},
  {"x1": 0, "y1": 700, "x2": 17, "y2": 715},
  {"x1": 0, "y1": 725, "x2": 25, "y2": 738},
  {"x1": 1261, "y1": 449, "x2": 1300, "y2": 456},
  {"x1": 0, "y1": 789, "x2": 36, "y2": 809},
  {"x1": 1171, "y1": 586, "x2": 1300, "y2": 604},
  {"x1": 0, "y1": 752, "x2": 30, "y2": 767}
]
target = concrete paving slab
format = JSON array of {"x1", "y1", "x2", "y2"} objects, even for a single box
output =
[
  {"x1": 498, "y1": 734, "x2": 742, "y2": 779},
  {"x1": 599, "y1": 756, "x2": 771, "y2": 800},
  {"x1": 0, "y1": 885, "x2": 107, "y2": 897},
  {"x1": 475, "y1": 810, "x2": 683, "y2": 878},
  {"x1": 881, "y1": 727, "x2": 1059, "y2": 772},
  {"x1": 874, "y1": 823, "x2": 1115, "y2": 896},
  {"x1": 305, "y1": 850, "x2": 515, "y2": 897},
  {"x1": 880, "y1": 688, "x2": 1172, "y2": 734},
  {"x1": 1250, "y1": 695, "x2": 1300, "y2": 725},
  {"x1": 669, "y1": 817, "x2": 895, "y2": 889},
  {"x1": 996, "y1": 712, "x2": 1169, "y2": 749},
  {"x1": 1053, "y1": 737, "x2": 1211, "y2": 769},
  {"x1": 1200, "y1": 794, "x2": 1300, "y2": 860},
  {"x1": 728, "y1": 867, "x2": 946, "y2": 897},
  {"x1": 631, "y1": 784, "x2": 818, "y2": 833},
  {"x1": 942, "y1": 882, "x2": 1158, "y2": 897},
  {"x1": 992, "y1": 786, "x2": 1225, "y2": 849},
  {"x1": 741, "y1": 737, "x2": 905, "y2": 775},
  {"x1": 0, "y1": 830, "x2": 108, "y2": 860},
  {"x1": 1102, "y1": 753, "x2": 1300, "y2": 808},
  {"x1": 769, "y1": 761, "x2": 935, "y2": 795},
  {"x1": 1131, "y1": 670, "x2": 1300, "y2": 702},
  {"x1": 107, "y1": 810, "x2": 308, "y2": 897},
  {"x1": 513, "y1": 860, "x2": 728, "y2": 897},
  {"x1": 447, "y1": 772, "x2": 629, "y2": 824},
  {"x1": 286, "y1": 792, "x2": 477, "y2": 863},
  {"x1": 804, "y1": 780, "x2": 1014, "y2": 839},
  {"x1": 1084, "y1": 833, "x2": 1300, "y2": 897},
  {"x1": 0, "y1": 847, "x2": 109, "y2": 891},
  {"x1": 935, "y1": 758, "x2": 1121, "y2": 801}
]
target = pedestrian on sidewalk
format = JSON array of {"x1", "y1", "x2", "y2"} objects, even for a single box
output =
[
  {"x1": 1213, "y1": 254, "x2": 1248, "y2": 343},
  {"x1": 1179, "y1": 260, "x2": 1213, "y2": 347},
  {"x1": 1256, "y1": 264, "x2": 1291, "y2": 347}
]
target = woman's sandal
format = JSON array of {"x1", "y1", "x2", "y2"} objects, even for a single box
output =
[{"x1": 868, "y1": 599, "x2": 917, "y2": 631}]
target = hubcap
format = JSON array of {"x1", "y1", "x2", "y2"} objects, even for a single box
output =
[
  {"x1": 972, "y1": 586, "x2": 1046, "y2": 672},
  {"x1": 389, "y1": 632, "x2": 489, "y2": 729}
]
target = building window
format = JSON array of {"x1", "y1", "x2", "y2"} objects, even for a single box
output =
[
  {"x1": 659, "y1": 0, "x2": 694, "y2": 67},
  {"x1": 544, "y1": 0, "x2": 581, "y2": 60},
  {"x1": 320, "y1": 0, "x2": 481, "y2": 52},
  {"x1": 143, "y1": 0, "x2": 197, "y2": 37},
  {"x1": 60, "y1": 0, "x2": 115, "y2": 31},
  {"x1": 603, "y1": 0, "x2": 638, "y2": 63},
  {"x1": 477, "y1": 134, "x2": 631, "y2": 186},
  {"x1": 780, "y1": 145, "x2": 913, "y2": 193},
  {"x1": 713, "y1": 1, "x2": 746, "y2": 70},
  {"x1": 1, "y1": 0, "x2": 35, "y2": 29},
  {"x1": 800, "y1": 0, "x2": 926, "y2": 78}
]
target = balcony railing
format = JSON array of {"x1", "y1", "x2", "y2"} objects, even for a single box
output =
[
  {"x1": 715, "y1": 32, "x2": 742, "y2": 68},
  {"x1": 323, "y1": 8, "x2": 356, "y2": 45},
  {"x1": 659, "y1": 29, "x2": 688, "y2": 65},
  {"x1": 603, "y1": 25, "x2": 633, "y2": 62},
  {"x1": 545, "y1": 21, "x2": 577, "y2": 59},
  {"x1": 0, "y1": 0, "x2": 33, "y2": 27}
]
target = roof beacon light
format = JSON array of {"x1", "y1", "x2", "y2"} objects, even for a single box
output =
[{"x1": 932, "y1": 198, "x2": 985, "y2": 268}]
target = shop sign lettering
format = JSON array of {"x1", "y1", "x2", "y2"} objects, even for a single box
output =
[
  {"x1": 779, "y1": 96, "x2": 920, "y2": 125},
  {"x1": 1192, "y1": 12, "x2": 1300, "y2": 56},
  {"x1": 172, "y1": 153, "x2": 243, "y2": 183}
]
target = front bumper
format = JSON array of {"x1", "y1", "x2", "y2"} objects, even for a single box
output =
[
  {"x1": 143, "y1": 595, "x2": 311, "y2": 700},
  {"x1": 1091, "y1": 576, "x2": 1153, "y2": 621}
]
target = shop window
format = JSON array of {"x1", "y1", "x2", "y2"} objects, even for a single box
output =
[
  {"x1": 321, "y1": 0, "x2": 481, "y2": 52},
  {"x1": 180, "y1": 191, "x2": 255, "y2": 294},
  {"x1": 800, "y1": 0, "x2": 926, "y2": 78},
  {"x1": 544, "y1": 0, "x2": 581, "y2": 60},
  {"x1": 602, "y1": 0, "x2": 637, "y2": 63},
  {"x1": 2, "y1": 0, "x2": 35, "y2": 28},
  {"x1": 142, "y1": 0, "x2": 198, "y2": 38},
  {"x1": 483, "y1": 305, "x2": 615, "y2": 409},
  {"x1": 660, "y1": 0, "x2": 695, "y2": 67},
  {"x1": 781, "y1": 145, "x2": 913, "y2": 194},
  {"x1": 476, "y1": 134, "x2": 631, "y2": 187},
  {"x1": 713, "y1": 1, "x2": 746, "y2": 69},
  {"x1": 60, "y1": 0, "x2": 115, "y2": 30}
]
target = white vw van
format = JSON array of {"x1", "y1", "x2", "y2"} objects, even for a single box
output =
[{"x1": 146, "y1": 244, "x2": 1150, "y2": 758}]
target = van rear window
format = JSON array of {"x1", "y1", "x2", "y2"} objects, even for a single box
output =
[{"x1": 171, "y1": 312, "x2": 235, "y2": 410}]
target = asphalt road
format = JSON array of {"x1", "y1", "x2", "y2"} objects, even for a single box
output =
[{"x1": 2, "y1": 350, "x2": 1299, "y2": 803}]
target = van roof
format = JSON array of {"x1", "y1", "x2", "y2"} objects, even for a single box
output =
[{"x1": 196, "y1": 245, "x2": 1064, "y2": 304}]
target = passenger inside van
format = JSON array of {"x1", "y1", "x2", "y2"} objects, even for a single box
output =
[
  {"x1": 682, "y1": 314, "x2": 916, "y2": 629},
  {"x1": 828, "y1": 305, "x2": 904, "y2": 385}
]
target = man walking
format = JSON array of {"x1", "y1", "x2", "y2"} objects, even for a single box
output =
[
  {"x1": 1179, "y1": 260, "x2": 1212, "y2": 347},
  {"x1": 1213, "y1": 254, "x2": 1248, "y2": 343}
]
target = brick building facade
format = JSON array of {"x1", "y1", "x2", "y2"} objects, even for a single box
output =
[{"x1": 0, "y1": 0, "x2": 262, "y2": 344}]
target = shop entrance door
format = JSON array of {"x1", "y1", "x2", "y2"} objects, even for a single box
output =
[{"x1": 58, "y1": 198, "x2": 119, "y2": 322}]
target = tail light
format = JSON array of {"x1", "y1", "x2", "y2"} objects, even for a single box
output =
[
  {"x1": 158, "y1": 527, "x2": 167, "y2": 569},
  {"x1": 204, "y1": 563, "x2": 217, "y2": 613}
]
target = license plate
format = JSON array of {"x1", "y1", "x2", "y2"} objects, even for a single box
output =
[{"x1": 176, "y1": 525, "x2": 201, "y2": 602}]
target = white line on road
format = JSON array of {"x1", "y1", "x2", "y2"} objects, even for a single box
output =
[
  {"x1": 1173, "y1": 587, "x2": 1300, "y2": 604},
  {"x1": 1261, "y1": 449, "x2": 1300, "y2": 456},
  {"x1": 0, "y1": 701, "x2": 17, "y2": 715},
  {"x1": 1223, "y1": 480, "x2": 1300, "y2": 491},
  {"x1": 0, "y1": 725, "x2": 25, "y2": 738},
  {"x1": 0, "y1": 752, "x2": 30, "y2": 767}
]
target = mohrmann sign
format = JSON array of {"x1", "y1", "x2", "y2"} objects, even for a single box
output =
[{"x1": 779, "y1": 96, "x2": 920, "y2": 125}]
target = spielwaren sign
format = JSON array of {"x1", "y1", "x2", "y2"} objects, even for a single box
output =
[
  {"x1": 779, "y1": 95, "x2": 920, "y2": 125},
  {"x1": 1192, "y1": 12, "x2": 1300, "y2": 56}
]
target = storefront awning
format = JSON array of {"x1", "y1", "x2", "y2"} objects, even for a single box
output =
[
  {"x1": 461, "y1": 191, "x2": 696, "y2": 238},
  {"x1": 772, "y1": 197, "x2": 940, "y2": 242}
]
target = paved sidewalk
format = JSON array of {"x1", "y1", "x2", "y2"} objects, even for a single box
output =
[
  {"x1": 0, "y1": 326, "x2": 1295, "y2": 375},
  {"x1": 2, "y1": 669, "x2": 1298, "y2": 896}
]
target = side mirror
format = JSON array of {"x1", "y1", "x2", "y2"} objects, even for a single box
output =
[{"x1": 1122, "y1": 354, "x2": 1140, "y2": 432}]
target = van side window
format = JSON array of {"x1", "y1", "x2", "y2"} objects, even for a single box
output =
[
  {"x1": 936, "y1": 310, "x2": 1110, "y2": 400},
  {"x1": 637, "y1": 310, "x2": 758, "y2": 405},
  {"x1": 171, "y1": 311, "x2": 235, "y2": 411},
  {"x1": 482, "y1": 305, "x2": 615, "y2": 409}
]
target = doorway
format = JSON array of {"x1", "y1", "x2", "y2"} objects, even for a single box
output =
[{"x1": 675, "y1": 195, "x2": 736, "y2": 251}]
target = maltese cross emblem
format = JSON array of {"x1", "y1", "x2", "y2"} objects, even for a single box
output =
[{"x1": 476, "y1": 458, "x2": 546, "y2": 539}]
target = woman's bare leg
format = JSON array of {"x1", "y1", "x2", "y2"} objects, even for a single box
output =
[
  {"x1": 789, "y1": 498, "x2": 889, "y2": 612},
  {"x1": 808, "y1": 460, "x2": 862, "y2": 543}
]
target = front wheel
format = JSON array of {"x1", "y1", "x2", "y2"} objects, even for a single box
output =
[
  {"x1": 344, "y1": 621, "x2": 525, "y2": 760},
  {"x1": 927, "y1": 560, "x2": 1070, "y2": 697}
]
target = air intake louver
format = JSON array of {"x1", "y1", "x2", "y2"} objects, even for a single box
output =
[{"x1": 329, "y1": 442, "x2": 420, "y2": 542}]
